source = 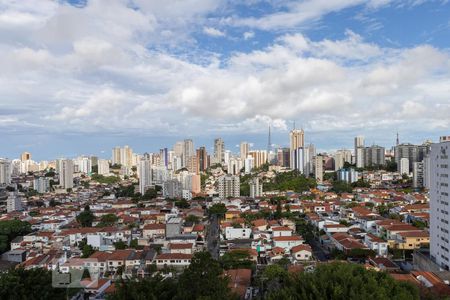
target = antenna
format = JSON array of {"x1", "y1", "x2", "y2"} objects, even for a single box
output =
[
  {"x1": 267, "y1": 124, "x2": 272, "y2": 161},
  {"x1": 293, "y1": 120, "x2": 296, "y2": 130},
  {"x1": 396, "y1": 132, "x2": 399, "y2": 146}
]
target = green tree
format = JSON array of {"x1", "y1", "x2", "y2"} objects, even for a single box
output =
[
  {"x1": 266, "y1": 262, "x2": 419, "y2": 300},
  {"x1": 108, "y1": 274, "x2": 177, "y2": 300},
  {"x1": 331, "y1": 180, "x2": 353, "y2": 194},
  {"x1": 76, "y1": 205, "x2": 95, "y2": 227},
  {"x1": 0, "y1": 268, "x2": 69, "y2": 300},
  {"x1": 220, "y1": 250, "x2": 254, "y2": 270},
  {"x1": 114, "y1": 240, "x2": 127, "y2": 250},
  {"x1": 175, "y1": 199, "x2": 190, "y2": 209},
  {"x1": 81, "y1": 244, "x2": 95, "y2": 258},
  {"x1": 176, "y1": 252, "x2": 237, "y2": 300},
  {"x1": 98, "y1": 214, "x2": 118, "y2": 226},
  {"x1": 209, "y1": 203, "x2": 227, "y2": 217},
  {"x1": 185, "y1": 215, "x2": 200, "y2": 224},
  {"x1": 0, "y1": 220, "x2": 31, "y2": 254},
  {"x1": 142, "y1": 188, "x2": 157, "y2": 200}
]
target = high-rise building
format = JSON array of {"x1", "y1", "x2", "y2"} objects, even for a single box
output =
[
  {"x1": 314, "y1": 155, "x2": 324, "y2": 184},
  {"x1": 240, "y1": 142, "x2": 250, "y2": 161},
  {"x1": 20, "y1": 152, "x2": 31, "y2": 162},
  {"x1": 413, "y1": 162, "x2": 424, "y2": 189},
  {"x1": 138, "y1": 158, "x2": 152, "y2": 195},
  {"x1": 112, "y1": 146, "x2": 133, "y2": 168},
  {"x1": 7, "y1": 192, "x2": 22, "y2": 213},
  {"x1": 34, "y1": 177, "x2": 50, "y2": 193},
  {"x1": 290, "y1": 129, "x2": 304, "y2": 169},
  {"x1": 249, "y1": 177, "x2": 263, "y2": 198},
  {"x1": 277, "y1": 148, "x2": 290, "y2": 168},
  {"x1": 74, "y1": 156, "x2": 92, "y2": 174},
  {"x1": 183, "y1": 139, "x2": 194, "y2": 167},
  {"x1": 354, "y1": 136, "x2": 365, "y2": 168},
  {"x1": 244, "y1": 156, "x2": 254, "y2": 174},
  {"x1": 214, "y1": 138, "x2": 225, "y2": 165},
  {"x1": 58, "y1": 159, "x2": 74, "y2": 190},
  {"x1": 218, "y1": 174, "x2": 240, "y2": 199},
  {"x1": 97, "y1": 159, "x2": 110, "y2": 175},
  {"x1": 363, "y1": 145, "x2": 385, "y2": 167},
  {"x1": 337, "y1": 168, "x2": 359, "y2": 183},
  {"x1": 334, "y1": 150, "x2": 352, "y2": 171},
  {"x1": 163, "y1": 179, "x2": 182, "y2": 198},
  {"x1": 227, "y1": 157, "x2": 243, "y2": 175},
  {"x1": 430, "y1": 137, "x2": 450, "y2": 270},
  {"x1": 248, "y1": 150, "x2": 267, "y2": 169},
  {"x1": 395, "y1": 143, "x2": 431, "y2": 172},
  {"x1": 0, "y1": 159, "x2": 11, "y2": 185},
  {"x1": 399, "y1": 158, "x2": 410, "y2": 175},
  {"x1": 196, "y1": 147, "x2": 208, "y2": 172}
]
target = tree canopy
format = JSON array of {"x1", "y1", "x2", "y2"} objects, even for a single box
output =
[
  {"x1": 0, "y1": 220, "x2": 31, "y2": 254},
  {"x1": 266, "y1": 262, "x2": 419, "y2": 300},
  {"x1": 0, "y1": 268, "x2": 69, "y2": 300},
  {"x1": 76, "y1": 205, "x2": 95, "y2": 227},
  {"x1": 264, "y1": 171, "x2": 317, "y2": 193}
]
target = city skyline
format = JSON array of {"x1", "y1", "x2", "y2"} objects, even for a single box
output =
[{"x1": 1, "y1": 1, "x2": 450, "y2": 159}]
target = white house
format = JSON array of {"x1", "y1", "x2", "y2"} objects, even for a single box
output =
[
  {"x1": 225, "y1": 227, "x2": 252, "y2": 240},
  {"x1": 364, "y1": 233, "x2": 388, "y2": 256},
  {"x1": 272, "y1": 236, "x2": 303, "y2": 251},
  {"x1": 291, "y1": 244, "x2": 313, "y2": 261}
]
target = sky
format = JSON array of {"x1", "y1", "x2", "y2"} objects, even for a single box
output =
[{"x1": 1, "y1": 0, "x2": 450, "y2": 160}]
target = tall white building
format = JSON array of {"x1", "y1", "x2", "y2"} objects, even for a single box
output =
[
  {"x1": 218, "y1": 174, "x2": 240, "y2": 199},
  {"x1": 112, "y1": 146, "x2": 133, "y2": 168},
  {"x1": 355, "y1": 136, "x2": 365, "y2": 168},
  {"x1": 314, "y1": 155, "x2": 324, "y2": 184},
  {"x1": 214, "y1": 138, "x2": 225, "y2": 165},
  {"x1": 399, "y1": 158, "x2": 410, "y2": 175},
  {"x1": 430, "y1": 137, "x2": 450, "y2": 270},
  {"x1": 0, "y1": 159, "x2": 11, "y2": 185},
  {"x1": 334, "y1": 150, "x2": 352, "y2": 171},
  {"x1": 290, "y1": 129, "x2": 304, "y2": 170},
  {"x1": 59, "y1": 159, "x2": 74, "y2": 190},
  {"x1": 249, "y1": 177, "x2": 263, "y2": 198},
  {"x1": 240, "y1": 142, "x2": 250, "y2": 160},
  {"x1": 244, "y1": 156, "x2": 254, "y2": 174},
  {"x1": 182, "y1": 139, "x2": 194, "y2": 167},
  {"x1": 74, "y1": 156, "x2": 92, "y2": 174},
  {"x1": 34, "y1": 177, "x2": 50, "y2": 193},
  {"x1": 97, "y1": 159, "x2": 110, "y2": 175},
  {"x1": 138, "y1": 159, "x2": 152, "y2": 195},
  {"x1": 413, "y1": 162, "x2": 424, "y2": 189},
  {"x1": 7, "y1": 192, "x2": 22, "y2": 212}
]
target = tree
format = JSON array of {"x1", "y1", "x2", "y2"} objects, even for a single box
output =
[
  {"x1": 129, "y1": 239, "x2": 140, "y2": 249},
  {"x1": 108, "y1": 274, "x2": 177, "y2": 300},
  {"x1": 185, "y1": 215, "x2": 200, "y2": 224},
  {"x1": 266, "y1": 262, "x2": 419, "y2": 300},
  {"x1": 176, "y1": 252, "x2": 237, "y2": 300},
  {"x1": 82, "y1": 244, "x2": 95, "y2": 258},
  {"x1": 142, "y1": 188, "x2": 157, "y2": 200},
  {"x1": 114, "y1": 240, "x2": 127, "y2": 250},
  {"x1": 209, "y1": 203, "x2": 227, "y2": 217},
  {"x1": 98, "y1": 214, "x2": 118, "y2": 226},
  {"x1": 175, "y1": 199, "x2": 190, "y2": 209},
  {"x1": 0, "y1": 268, "x2": 69, "y2": 300},
  {"x1": 220, "y1": 250, "x2": 254, "y2": 270},
  {"x1": 331, "y1": 180, "x2": 353, "y2": 194},
  {"x1": 0, "y1": 220, "x2": 31, "y2": 254},
  {"x1": 76, "y1": 205, "x2": 95, "y2": 227}
]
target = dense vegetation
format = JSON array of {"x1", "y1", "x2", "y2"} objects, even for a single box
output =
[
  {"x1": 0, "y1": 220, "x2": 31, "y2": 254},
  {"x1": 91, "y1": 174, "x2": 120, "y2": 184},
  {"x1": 265, "y1": 262, "x2": 419, "y2": 300},
  {"x1": 264, "y1": 171, "x2": 317, "y2": 193},
  {"x1": 108, "y1": 252, "x2": 237, "y2": 300},
  {"x1": 0, "y1": 268, "x2": 71, "y2": 300}
]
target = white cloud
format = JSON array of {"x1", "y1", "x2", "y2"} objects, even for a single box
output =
[
  {"x1": 243, "y1": 31, "x2": 255, "y2": 40},
  {"x1": 203, "y1": 26, "x2": 226, "y2": 37}
]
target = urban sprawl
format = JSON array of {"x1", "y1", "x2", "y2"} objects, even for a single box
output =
[{"x1": 1, "y1": 130, "x2": 450, "y2": 299}]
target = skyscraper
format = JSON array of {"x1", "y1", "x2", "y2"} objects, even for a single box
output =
[
  {"x1": 240, "y1": 142, "x2": 249, "y2": 161},
  {"x1": 314, "y1": 155, "x2": 324, "y2": 184},
  {"x1": 290, "y1": 129, "x2": 304, "y2": 170},
  {"x1": 97, "y1": 159, "x2": 110, "y2": 175},
  {"x1": 363, "y1": 145, "x2": 385, "y2": 167},
  {"x1": 249, "y1": 177, "x2": 263, "y2": 198},
  {"x1": 183, "y1": 139, "x2": 194, "y2": 167},
  {"x1": 20, "y1": 152, "x2": 31, "y2": 162},
  {"x1": 354, "y1": 136, "x2": 365, "y2": 168},
  {"x1": 0, "y1": 159, "x2": 11, "y2": 185},
  {"x1": 58, "y1": 159, "x2": 74, "y2": 190},
  {"x1": 138, "y1": 158, "x2": 152, "y2": 195},
  {"x1": 196, "y1": 147, "x2": 208, "y2": 173},
  {"x1": 430, "y1": 136, "x2": 450, "y2": 270},
  {"x1": 7, "y1": 192, "x2": 22, "y2": 213},
  {"x1": 218, "y1": 174, "x2": 240, "y2": 199},
  {"x1": 214, "y1": 138, "x2": 225, "y2": 164},
  {"x1": 394, "y1": 143, "x2": 431, "y2": 172}
]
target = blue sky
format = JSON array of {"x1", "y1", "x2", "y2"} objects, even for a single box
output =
[{"x1": 1, "y1": 0, "x2": 450, "y2": 160}]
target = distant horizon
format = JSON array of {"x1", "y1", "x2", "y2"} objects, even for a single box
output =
[
  {"x1": 1, "y1": 1, "x2": 450, "y2": 161},
  {"x1": 1, "y1": 130, "x2": 443, "y2": 162}
]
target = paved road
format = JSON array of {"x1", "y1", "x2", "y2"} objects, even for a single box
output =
[
  {"x1": 206, "y1": 215, "x2": 220, "y2": 260},
  {"x1": 310, "y1": 239, "x2": 328, "y2": 261}
]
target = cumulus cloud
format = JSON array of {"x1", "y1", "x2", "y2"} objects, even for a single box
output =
[
  {"x1": 203, "y1": 26, "x2": 226, "y2": 37},
  {"x1": 0, "y1": 0, "x2": 449, "y2": 151}
]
